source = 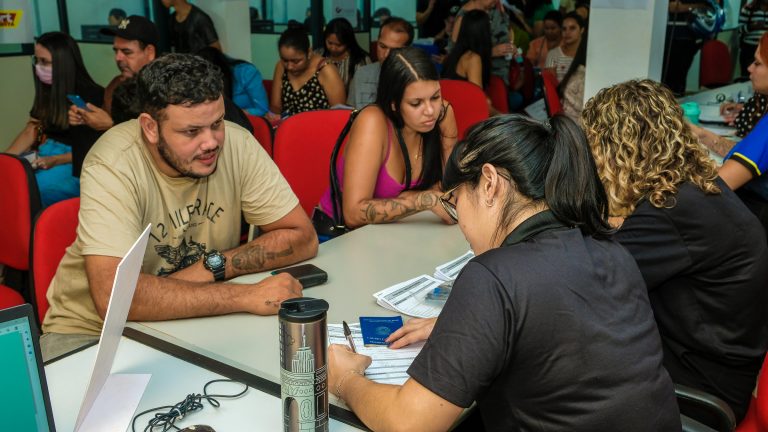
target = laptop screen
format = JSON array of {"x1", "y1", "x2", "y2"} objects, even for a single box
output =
[{"x1": 0, "y1": 304, "x2": 55, "y2": 431}]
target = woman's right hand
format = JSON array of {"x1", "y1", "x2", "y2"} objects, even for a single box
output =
[
  {"x1": 385, "y1": 317, "x2": 437, "y2": 349},
  {"x1": 720, "y1": 102, "x2": 744, "y2": 124}
]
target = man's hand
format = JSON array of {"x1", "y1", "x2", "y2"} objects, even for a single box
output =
[
  {"x1": 491, "y1": 42, "x2": 515, "y2": 58},
  {"x1": 70, "y1": 103, "x2": 114, "y2": 131},
  {"x1": 243, "y1": 272, "x2": 303, "y2": 315}
]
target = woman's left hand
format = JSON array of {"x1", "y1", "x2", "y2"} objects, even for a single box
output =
[{"x1": 328, "y1": 344, "x2": 372, "y2": 398}]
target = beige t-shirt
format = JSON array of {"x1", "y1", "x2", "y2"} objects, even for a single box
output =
[{"x1": 42, "y1": 119, "x2": 298, "y2": 335}]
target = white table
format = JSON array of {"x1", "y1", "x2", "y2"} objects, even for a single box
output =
[
  {"x1": 124, "y1": 212, "x2": 469, "y2": 427},
  {"x1": 679, "y1": 81, "x2": 754, "y2": 106},
  {"x1": 46, "y1": 337, "x2": 362, "y2": 431}
]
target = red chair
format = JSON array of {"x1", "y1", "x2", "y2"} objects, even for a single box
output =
[
  {"x1": 440, "y1": 79, "x2": 489, "y2": 140},
  {"x1": 30, "y1": 198, "x2": 79, "y2": 323},
  {"x1": 735, "y1": 355, "x2": 768, "y2": 432},
  {"x1": 700, "y1": 40, "x2": 733, "y2": 88},
  {"x1": 263, "y1": 79, "x2": 273, "y2": 98},
  {"x1": 511, "y1": 57, "x2": 536, "y2": 104},
  {"x1": 0, "y1": 153, "x2": 41, "y2": 305},
  {"x1": 246, "y1": 114, "x2": 274, "y2": 157},
  {"x1": 487, "y1": 75, "x2": 510, "y2": 114},
  {"x1": 541, "y1": 69, "x2": 563, "y2": 117},
  {"x1": 272, "y1": 109, "x2": 353, "y2": 216}
]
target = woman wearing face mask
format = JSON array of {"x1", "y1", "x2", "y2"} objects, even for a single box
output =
[
  {"x1": 327, "y1": 114, "x2": 681, "y2": 431},
  {"x1": 316, "y1": 47, "x2": 458, "y2": 230},
  {"x1": 6, "y1": 32, "x2": 104, "y2": 207}
]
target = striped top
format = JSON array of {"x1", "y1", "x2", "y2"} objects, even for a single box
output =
[
  {"x1": 740, "y1": 4, "x2": 768, "y2": 46},
  {"x1": 545, "y1": 46, "x2": 573, "y2": 82}
]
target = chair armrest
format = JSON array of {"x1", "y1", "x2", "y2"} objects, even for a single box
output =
[{"x1": 675, "y1": 384, "x2": 737, "y2": 432}]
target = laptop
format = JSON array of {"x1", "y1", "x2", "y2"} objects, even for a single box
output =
[{"x1": 0, "y1": 304, "x2": 56, "y2": 431}]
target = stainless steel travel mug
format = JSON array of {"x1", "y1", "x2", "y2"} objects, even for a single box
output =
[{"x1": 279, "y1": 297, "x2": 330, "y2": 432}]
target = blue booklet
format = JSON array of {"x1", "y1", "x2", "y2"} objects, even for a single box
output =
[{"x1": 359, "y1": 316, "x2": 403, "y2": 346}]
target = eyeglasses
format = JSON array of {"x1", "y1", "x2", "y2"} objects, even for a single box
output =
[
  {"x1": 439, "y1": 185, "x2": 459, "y2": 223},
  {"x1": 32, "y1": 57, "x2": 52, "y2": 67}
]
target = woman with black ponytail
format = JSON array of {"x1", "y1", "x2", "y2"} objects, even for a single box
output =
[{"x1": 327, "y1": 114, "x2": 681, "y2": 431}]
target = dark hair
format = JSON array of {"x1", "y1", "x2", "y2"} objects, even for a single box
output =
[
  {"x1": 279, "y1": 26, "x2": 310, "y2": 54},
  {"x1": 376, "y1": 47, "x2": 446, "y2": 190},
  {"x1": 543, "y1": 10, "x2": 563, "y2": 26},
  {"x1": 381, "y1": 16, "x2": 415, "y2": 46},
  {"x1": 443, "y1": 114, "x2": 612, "y2": 242},
  {"x1": 109, "y1": 8, "x2": 127, "y2": 20},
  {"x1": 136, "y1": 53, "x2": 223, "y2": 120},
  {"x1": 564, "y1": 11, "x2": 586, "y2": 29},
  {"x1": 441, "y1": 9, "x2": 491, "y2": 88},
  {"x1": 111, "y1": 77, "x2": 140, "y2": 124},
  {"x1": 557, "y1": 31, "x2": 587, "y2": 97},
  {"x1": 31, "y1": 32, "x2": 100, "y2": 130},
  {"x1": 321, "y1": 18, "x2": 369, "y2": 82},
  {"x1": 195, "y1": 46, "x2": 244, "y2": 99}
]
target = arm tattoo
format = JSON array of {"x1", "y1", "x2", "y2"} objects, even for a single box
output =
[
  {"x1": 359, "y1": 192, "x2": 435, "y2": 223},
  {"x1": 232, "y1": 244, "x2": 294, "y2": 272}
]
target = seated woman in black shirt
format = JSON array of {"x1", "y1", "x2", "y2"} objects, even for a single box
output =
[
  {"x1": 583, "y1": 79, "x2": 768, "y2": 423},
  {"x1": 328, "y1": 114, "x2": 681, "y2": 431}
]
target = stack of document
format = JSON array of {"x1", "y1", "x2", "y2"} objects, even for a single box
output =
[
  {"x1": 372, "y1": 251, "x2": 474, "y2": 318},
  {"x1": 328, "y1": 323, "x2": 423, "y2": 385}
]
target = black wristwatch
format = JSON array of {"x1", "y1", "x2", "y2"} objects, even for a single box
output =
[{"x1": 203, "y1": 250, "x2": 226, "y2": 282}]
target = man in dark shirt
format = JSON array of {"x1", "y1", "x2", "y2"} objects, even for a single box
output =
[
  {"x1": 162, "y1": 0, "x2": 221, "y2": 53},
  {"x1": 417, "y1": 0, "x2": 462, "y2": 38}
]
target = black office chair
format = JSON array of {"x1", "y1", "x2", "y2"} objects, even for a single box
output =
[{"x1": 677, "y1": 384, "x2": 737, "y2": 432}]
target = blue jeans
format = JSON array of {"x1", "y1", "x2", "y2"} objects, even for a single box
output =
[{"x1": 36, "y1": 139, "x2": 79, "y2": 207}]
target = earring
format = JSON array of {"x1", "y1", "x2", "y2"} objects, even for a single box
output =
[{"x1": 485, "y1": 198, "x2": 494, "y2": 207}]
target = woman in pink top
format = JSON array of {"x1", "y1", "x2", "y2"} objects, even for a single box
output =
[{"x1": 318, "y1": 46, "x2": 458, "y2": 228}]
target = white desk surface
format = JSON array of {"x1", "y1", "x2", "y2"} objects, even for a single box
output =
[
  {"x1": 46, "y1": 337, "x2": 362, "y2": 431},
  {"x1": 125, "y1": 212, "x2": 469, "y2": 420}
]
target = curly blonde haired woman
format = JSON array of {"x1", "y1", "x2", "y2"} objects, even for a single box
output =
[{"x1": 583, "y1": 79, "x2": 768, "y2": 424}]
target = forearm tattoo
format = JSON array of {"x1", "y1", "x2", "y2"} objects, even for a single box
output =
[
  {"x1": 360, "y1": 192, "x2": 437, "y2": 223},
  {"x1": 231, "y1": 244, "x2": 293, "y2": 272}
]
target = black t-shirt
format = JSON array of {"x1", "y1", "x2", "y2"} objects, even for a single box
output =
[
  {"x1": 408, "y1": 211, "x2": 681, "y2": 431},
  {"x1": 170, "y1": 5, "x2": 219, "y2": 53},
  {"x1": 615, "y1": 179, "x2": 768, "y2": 421},
  {"x1": 38, "y1": 81, "x2": 104, "y2": 178}
]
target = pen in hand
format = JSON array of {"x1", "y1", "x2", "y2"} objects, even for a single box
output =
[{"x1": 342, "y1": 320, "x2": 357, "y2": 353}]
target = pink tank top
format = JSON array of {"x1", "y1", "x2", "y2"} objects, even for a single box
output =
[{"x1": 318, "y1": 120, "x2": 420, "y2": 218}]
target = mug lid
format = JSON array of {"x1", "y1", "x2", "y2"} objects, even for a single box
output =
[{"x1": 279, "y1": 297, "x2": 329, "y2": 322}]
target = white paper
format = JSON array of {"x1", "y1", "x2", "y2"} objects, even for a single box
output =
[
  {"x1": 434, "y1": 251, "x2": 474, "y2": 281},
  {"x1": 701, "y1": 124, "x2": 737, "y2": 137},
  {"x1": 373, "y1": 275, "x2": 445, "y2": 319},
  {"x1": 75, "y1": 224, "x2": 151, "y2": 431},
  {"x1": 76, "y1": 374, "x2": 151, "y2": 432},
  {"x1": 328, "y1": 324, "x2": 423, "y2": 386}
]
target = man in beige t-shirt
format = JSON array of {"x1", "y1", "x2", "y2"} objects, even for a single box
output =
[{"x1": 41, "y1": 54, "x2": 318, "y2": 360}]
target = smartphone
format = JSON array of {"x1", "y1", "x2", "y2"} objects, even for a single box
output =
[
  {"x1": 271, "y1": 264, "x2": 328, "y2": 288},
  {"x1": 66, "y1": 94, "x2": 92, "y2": 111}
]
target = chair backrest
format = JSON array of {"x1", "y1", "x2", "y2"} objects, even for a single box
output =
[
  {"x1": 247, "y1": 114, "x2": 274, "y2": 157},
  {"x1": 30, "y1": 197, "x2": 79, "y2": 323},
  {"x1": 0, "y1": 287, "x2": 25, "y2": 311},
  {"x1": 541, "y1": 69, "x2": 563, "y2": 117},
  {"x1": 263, "y1": 79, "x2": 273, "y2": 98},
  {"x1": 700, "y1": 40, "x2": 733, "y2": 88},
  {"x1": 0, "y1": 154, "x2": 41, "y2": 271},
  {"x1": 439, "y1": 79, "x2": 489, "y2": 140},
  {"x1": 272, "y1": 109, "x2": 353, "y2": 215},
  {"x1": 487, "y1": 75, "x2": 510, "y2": 114}
]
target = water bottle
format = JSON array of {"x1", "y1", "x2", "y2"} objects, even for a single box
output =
[
  {"x1": 279, "y1": 297, "x2": 330, "y2": 432},
  {"x1": 515, "y1": 47, "x2": 524, "y2": 64}
]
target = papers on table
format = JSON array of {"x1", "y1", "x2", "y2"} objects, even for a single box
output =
[
  {"x1": 701, "y1": 124, "x2": 737, "y2": 137},
  {"x1": 328, "y1": 323, "x2": 423, "y2": 385},
  {"x1": 434, "y1": 250, "x2": 474, "y2": 281},
  {"x1": 372, "y1": 251, "x2": 474, "y2": 318}
]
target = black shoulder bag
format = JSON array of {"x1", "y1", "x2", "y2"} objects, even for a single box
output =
[{"x1": 312, "y1": 108, "x2": 413, "y2": 238}]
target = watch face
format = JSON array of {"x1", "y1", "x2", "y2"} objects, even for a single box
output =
[{"x1": 207, "y1": 254, "x2": 223, "y2": 267}]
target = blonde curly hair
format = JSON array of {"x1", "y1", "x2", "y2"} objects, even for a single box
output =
[{"x1": 581, "y1": 79, "x2": 720, "y2": 217}]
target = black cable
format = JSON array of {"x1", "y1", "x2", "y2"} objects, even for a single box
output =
[{"x1": 131, "y1": 379, "x2": 249, "y2": 432}]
